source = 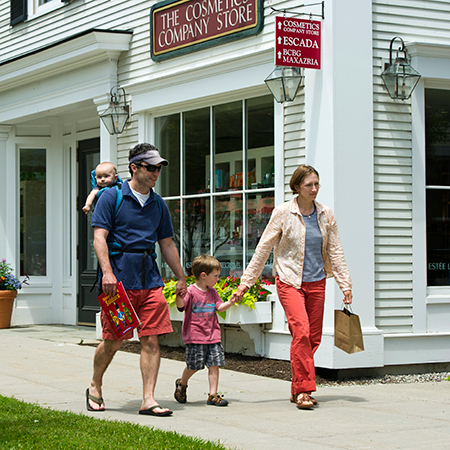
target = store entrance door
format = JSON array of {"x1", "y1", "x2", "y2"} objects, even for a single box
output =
[{"x1": 78, "y1": 138, "x2": 100, "y2": 325}]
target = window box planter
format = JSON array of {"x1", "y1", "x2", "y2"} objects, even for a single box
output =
[{"x1": 168, "y1": 297, "x2": 273, "y2": 325}]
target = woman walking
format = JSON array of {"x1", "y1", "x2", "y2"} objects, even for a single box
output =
[{"x1": 234, "y1": 165, "x2": 352, "y2": 409}]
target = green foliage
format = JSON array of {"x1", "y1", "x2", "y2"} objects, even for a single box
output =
[
  {"x1": 0, "y1": 395, "x2": 227, "y2": 450},
  {"x1": 163, "y1": 275, "x2": 272, "y2": 320}
]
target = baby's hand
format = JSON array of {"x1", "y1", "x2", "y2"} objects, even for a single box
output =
[
  {"x1": 82, "y1": 205, "x2": 90, "y2": 214},
  {"x1": 229, "y1": 293, "x2": 239, "y2": 304}
]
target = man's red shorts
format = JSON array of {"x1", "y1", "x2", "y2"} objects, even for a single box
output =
[{"x1": 101, "y1": 287, "x2": 173, "y2": 340}]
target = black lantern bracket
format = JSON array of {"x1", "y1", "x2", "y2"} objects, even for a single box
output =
[{"x1": 270, "y1": 1, "x2": 325, "y2": 20}]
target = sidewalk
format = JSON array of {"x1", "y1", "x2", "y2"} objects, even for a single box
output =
[{"x1": 1, "y1": 325, "x2": 449, "y2": 450}]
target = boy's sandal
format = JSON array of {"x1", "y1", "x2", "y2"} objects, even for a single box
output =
[
  {"x1": 207, "y1": 393, "x2": 229, "y2": 406},
  {"x1": 292, "y1": 393, "x2": 314, "y2": 409},
  {"x1": 174, "y1": 378, "x2": 188, "y2": 404},
  {"x1": 290, "y1": 393, "x2": 318, "y2": 406}
]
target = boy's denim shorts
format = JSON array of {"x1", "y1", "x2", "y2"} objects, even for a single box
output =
[{"x1": 185, "y1": 343, "x2": 225, "y2": 370}]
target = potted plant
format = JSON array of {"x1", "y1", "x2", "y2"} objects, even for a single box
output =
[{"x1": 0, "y1": 259, "x2": 29, "y2": 329}]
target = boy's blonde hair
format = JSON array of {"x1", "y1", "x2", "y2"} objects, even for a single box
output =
[{"x1": 191, "y1": 254, "x2": 222, "y2": 279}]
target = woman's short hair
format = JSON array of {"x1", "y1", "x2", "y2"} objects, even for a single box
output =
[
  {"x1": 191, "y1": 254, "x2": 222, "y2": 279},
  {"x1": 289, "y1": 165, "x2": 319, "y2": 194}
]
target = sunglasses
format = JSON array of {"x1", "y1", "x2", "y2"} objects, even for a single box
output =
[{"x1": 135, "y1": 163, "x2": 162, "y2": 173}]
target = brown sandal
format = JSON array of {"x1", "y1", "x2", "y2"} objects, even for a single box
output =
[
  {"x1": 290, "y1": 393, "x2": 318, "y2": 406},
  {"x1": 291, "y1": 393, "x2": 314, "y2": 409},
  {"x1": 174, "y1": 378, "x2": 188, "y2": 403}
]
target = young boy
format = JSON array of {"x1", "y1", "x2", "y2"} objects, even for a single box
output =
[
  {"x1": 82, "y1": 161, "x2": 119, "y2": 214},
  {"x1": 174, "y1": 254, "x2": 235, "y2": 406}
]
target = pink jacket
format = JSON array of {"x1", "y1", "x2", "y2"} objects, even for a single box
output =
[{"x1": 240, "y1": 198, "x2": 352, "y2": 292}]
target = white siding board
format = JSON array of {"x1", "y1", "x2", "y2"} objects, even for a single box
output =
[
  {"x1": 375, "y1": 273, "x2": 412, "y2": 282},
  {"x1": 375, "y1": 235, "x2": 413, "y2": 245},
  {"x1": 375, "y1": 253, "x2": 413, "y2": 264},
  {"x1": 374, "y1": 191, "x2": 412, "y2": 201},
  {"x1": 375, "y1": 231, "x2": 412, "y2": 239},
  {"x1": 375, "y1": 211, "x2": 412, "y2": 221},
  {"x1": 375, "y1": 308, "x2": 415, "y2": 319},
  {"x1": 374, "y1": 148, "x2": 413, "y2": 158}
]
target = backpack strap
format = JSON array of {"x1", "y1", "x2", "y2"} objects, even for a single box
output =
[
  {"x1": 114, "y1": 185, "x2": 123, "y2": 217},
  {"x1": 90, "y1": 169, "x2": 97, "y2": 190}
]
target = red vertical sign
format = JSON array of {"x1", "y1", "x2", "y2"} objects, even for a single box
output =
[{"x1": 275, "y1": 17, "x2": 321, "y2": 69}]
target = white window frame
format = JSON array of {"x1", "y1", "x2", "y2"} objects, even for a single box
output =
[
  {"x1": 410, "y1": 43, "x2": 450, "y2": 332},
  {"x1": 27, "y1": 0, "x2": 65, "y2": 20}
]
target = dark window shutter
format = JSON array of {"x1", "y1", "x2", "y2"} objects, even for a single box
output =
[{"x1": 10, "y1": 0, "x2": 27, "y2": 26}]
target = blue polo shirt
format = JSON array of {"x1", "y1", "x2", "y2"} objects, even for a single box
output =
[{"x1": 91, "y1": 179, "x2": 173, "y2": 290}]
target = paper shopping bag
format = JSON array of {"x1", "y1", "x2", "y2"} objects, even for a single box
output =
[{"x1": 334, "y1": 306, "x2": 364, "y2": 354}]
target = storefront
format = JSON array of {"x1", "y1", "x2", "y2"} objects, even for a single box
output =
[{"x1": 1, "y1": 0, "x2": 450, "y2": 370}]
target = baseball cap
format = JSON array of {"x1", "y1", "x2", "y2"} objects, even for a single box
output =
[{"x1": 129, "y1": 149, "x2": 168, "y2": 166}]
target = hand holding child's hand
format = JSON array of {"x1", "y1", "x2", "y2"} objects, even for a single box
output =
[{"x1": 175, "y1": 293, "x2": 185, "y2": 310}]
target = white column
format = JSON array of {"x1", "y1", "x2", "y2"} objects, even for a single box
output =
[
  {"x1": 94, "y1": 86, "x2": 119, "y2": 165},
  {"x1": 95, "y1": 100, "x2": 118, "y2": 165},
  {"x1": 0, "y1": 126, "x2": 12, "y2": 260},
  {"x1": 305, "y1": 0, "x2": 383, "y2": 368}
]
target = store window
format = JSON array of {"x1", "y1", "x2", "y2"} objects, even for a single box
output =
[
  {"x1": 20, "y1": 148, "x2": 47, "y2": 276},
  {"x1": 426, "y1": 88, "x2": 450, "y2": 286},
  {"x1": 156, "y1": 95, "x2": 275, "y2": 279}
]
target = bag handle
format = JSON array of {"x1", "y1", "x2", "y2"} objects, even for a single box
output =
[{"x1": 341, "y1": 302, "x2": 354, "y2": 315}]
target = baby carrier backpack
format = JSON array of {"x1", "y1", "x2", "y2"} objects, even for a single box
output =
[
  {"x1": 89, "y1": 169, "x2": 163, "y2": 289},
  {"x1": 90, "y1": 169, "x2": 124, "y2": 216}
]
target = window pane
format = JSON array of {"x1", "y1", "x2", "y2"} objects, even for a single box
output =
[
  {"x1": 214, "y1": 101, "x2": 242, "y2": 192},
  {"x1": 183, "y1": 197, "x2": 210, "y2": 275},
  {"x1": 426, "y1": 189, "x2": 450, "y2": 285},
  {"x1": 156, "y1": 114, "x2": 180, "y2": 197},
  {"x1": 184, "y1": 108, "x2": 210, "y2": 195},
  {"x1": 160, "y1": 199, "x2": 180, "y2": 280},
  {"x1": 247, "y1": 96, "x2": 275, "y2": 188},
  {"x1": 20, "y1": 149, "x2": 46, "y2": 276},
  {"x1": 426, "y1": 89, "x2": 450, "y2": 186},
  {"x1": 86, "y1": 151, "x2": 100, "y2": 271},
  {"x1": 246, "y1": 192, "x2": 274, "y2": 281},
  {"x1": 426, "y1": 88, "x2": 450, "y2": 286},
  {"x1": 214, "y1": 194, "x2": 243, "y2": 277}
]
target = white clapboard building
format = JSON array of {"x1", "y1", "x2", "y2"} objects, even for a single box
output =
[{"x1": 1, "y1": 0, "x2": 450, "y2": 371}]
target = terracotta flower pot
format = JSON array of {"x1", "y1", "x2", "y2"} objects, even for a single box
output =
[{"x1": 0, "y1": 290, "x2": 18, "y2": 329}]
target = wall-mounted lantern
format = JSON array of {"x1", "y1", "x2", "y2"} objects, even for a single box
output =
[
  {"x1": 264, "y1": 66, "x2": 303, "y2": 103},
  {"x1": 99, "y1": 85, "x2": 130, "y2": 134},
  {"x1": 381, "y1": 36, "x2": 421, "y2": 101}
]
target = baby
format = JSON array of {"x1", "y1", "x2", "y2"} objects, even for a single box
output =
[{"x1": 82, "y1": 161, "x2": 119, "y2": 214}]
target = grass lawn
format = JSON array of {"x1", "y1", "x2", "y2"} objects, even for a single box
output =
[{"x1": 0, "y1": 395, "x2": 228, "y2": 449}]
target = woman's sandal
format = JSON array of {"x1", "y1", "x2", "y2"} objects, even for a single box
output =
[
  {"x1": 290, "y1": 393, "x2": 318, "y2": 406},
  {"x1": 291, "y1": 392, "x2": 315, "y2": 409}
]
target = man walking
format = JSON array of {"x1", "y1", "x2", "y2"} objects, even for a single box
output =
[{"x1": 86, "y1": 143, "x2": 186, "y2": 416}]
